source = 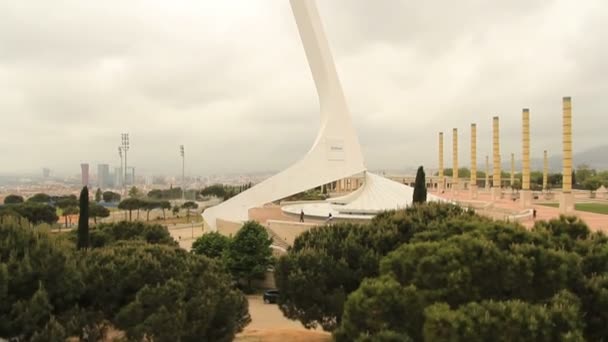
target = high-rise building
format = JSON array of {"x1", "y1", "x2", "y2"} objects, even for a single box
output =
[
  {"x1": 81, "y1": 163, "x2": 89, "y2": 187},
  {"x1": 114, "y1": 167, "x2": 123, "y2": 188},
  {"x1": 97, "y1": 164, "x2": 110, "y2": 189},
  {"x1": 42, "y1": 168, "x2": 50, "y2": 178}
]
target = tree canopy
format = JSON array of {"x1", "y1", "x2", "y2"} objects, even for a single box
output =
[
  {"x1": 0, "y1": 202, "x2": 58, "y2": 225},
  {"x1": 277, "y1": 203, "x2": 608, "y2": 341},
  {"x1": 26, "y1": 193, "x2": 51, "y2": 204},
  {"x1": 412, "y1": 166, "x2": 427, "y2": 204},
  {"x1": 192, "y1": 232, "x2": 231, "y2": 259},
  {"x1": 101, "y1": 191, "x2": 121, "y2": 203},
  {"x1": 0, "y1": 217, "x2": 250, "y2": 341},
  {"x1": 226, "y1": 221, "x2": 273, "y2": 291},
  {"x1": 77, "y1": 187, "x2": 89, "y2": 250},
  {"x1": 3, "y1": 194, "x2": 24, "y2": 204}
]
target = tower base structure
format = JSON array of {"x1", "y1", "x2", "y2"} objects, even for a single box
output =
[
  {"x1": 520, "y1": 190, "x2": 533, "y2": 209},
  {"x1": 559, "y1": 192, "x2": 575, "y2": 214},
  {"x1": 491, "y1": 187, "x2": 502, "y2": 201}
]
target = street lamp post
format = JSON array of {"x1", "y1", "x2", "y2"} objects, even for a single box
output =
[
  {"x1": 118, "y1": 146, "x2": 123, "y2": 188},
  {"x1": 121, "y1": 133, "x2": 130, "y2": 196},
  {"x1": 180, "y1": 145, "x2": 185, "y2": 201}
]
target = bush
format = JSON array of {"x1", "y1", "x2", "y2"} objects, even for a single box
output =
[
  {"x1": 192, "y1": 232, "x2": 231, "y2": 259},
  {"x1": 70, "y1": 221, "x2": 177, "y2": 248},
  {"x1": 277, "y1": 203, "x2": 608, "y2": 341},
  {"x1": 276, "y1": 203, "x2": 476, "y2": 330},
  {"x1": 1, "y1": 217, "x2": 250, "y2": 341}
]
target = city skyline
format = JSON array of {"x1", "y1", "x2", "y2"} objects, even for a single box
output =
[{"x1": 1, "y1": 1, "x2": 607, "y2": 175}]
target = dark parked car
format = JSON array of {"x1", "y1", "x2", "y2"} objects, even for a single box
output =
[{"x1": 263, "y1": 290, "x2": 279, "y2": 304}]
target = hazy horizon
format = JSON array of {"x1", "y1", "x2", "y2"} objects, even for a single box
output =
[{"x1": 1, "y1": 1, "x2": 607, "y2": 176}]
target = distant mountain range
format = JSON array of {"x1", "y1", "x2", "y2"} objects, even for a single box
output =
[{"x1": 502, "y1": 145, "x2": 608, "y2": 172}]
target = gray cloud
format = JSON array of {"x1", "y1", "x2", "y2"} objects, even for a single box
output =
[{"x1": 0, "y1": 0, "x2": 606, "y2": 177}]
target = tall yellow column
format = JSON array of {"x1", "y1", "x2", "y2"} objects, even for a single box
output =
[
  {"x1": 470, "y1": 123, "x2": 477, "y2": 198},
  {"x1": 510, "y1": 153, "x2": 515, "y2": 187},
  {"x1": 560, "y1": 96, "x2": 574, "y2": 213},
  {"x1": 452, "y1": 128, "x2": 459, "y2": 191},
  {"x1": 543, "y1": 150, "x2": 548, "y2": 191},
  {"x1": 492, "y1": 116, "x2": 502, "y2": 200},
  {"x1": 438, "y1": 132, "x2": 444, "y2": 191},
  {"x1": 521, "y1": 108, "x2": 532, "y2": 207},
  {"x1": 485, "y1": 155, "x2": 489, "y2": 190}
]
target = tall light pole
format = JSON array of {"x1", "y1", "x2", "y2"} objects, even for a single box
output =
[
  {"x1": 180, "y1": 145, "x2": 185, "y2": 201},
  {"x1": 118, "y1": 146, "x2": 123, "y2": 188},
  {"x1": 121, "y1": 133, "x2": 129, "y2": 196}
]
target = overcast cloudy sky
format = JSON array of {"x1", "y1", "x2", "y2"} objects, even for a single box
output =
[{"x1": 0, "y1": 0, "x2": 606, "y2": 177}]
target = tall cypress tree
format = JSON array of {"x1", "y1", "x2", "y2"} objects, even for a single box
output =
[
  {"x1": 77, "y1": 186, "x2": 89, "y2": 250},
  {"x1": 412, "y1": 166, "x2": 427, "y2": 204}
]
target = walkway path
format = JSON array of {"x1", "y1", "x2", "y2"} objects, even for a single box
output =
[{"x1": 438, "y1": 190, "x2": 608, "y2": 233}]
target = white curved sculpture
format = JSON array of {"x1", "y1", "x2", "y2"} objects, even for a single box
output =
[{"x1": 203, "y1": 0, "x2": 366, "y2": 230}]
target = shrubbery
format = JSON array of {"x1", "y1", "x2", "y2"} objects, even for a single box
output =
[
  {"x1": 0, "y1": 217, "x2": 249, "y2": 341},
  {"x1": 276, "y1": 202, "x2": 608, "y2": 340}
]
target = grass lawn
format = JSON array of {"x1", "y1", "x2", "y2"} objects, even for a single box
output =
[{"x1": 539, "y1": 202, "x2": 608, "y2": 215}]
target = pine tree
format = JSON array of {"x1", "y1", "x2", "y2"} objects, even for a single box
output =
[
  {"x1": 77, "y1": 186, "x2": 89, "y2": 250},
  {"x1": 412, "y1": 166, "x2": 427, "y2": 204}
]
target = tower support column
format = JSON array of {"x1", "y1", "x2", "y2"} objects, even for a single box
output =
[
  {"x1": 491, "y1": 116, "x2": 502, "y2": 201},
  {"x1": 559, "y1": 97, "x2": 575, "y2": 213},
  {"x1": 470, "y1": 123, "x2": 478, "y2": 199}
]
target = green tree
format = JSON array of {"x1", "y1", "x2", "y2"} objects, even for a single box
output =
[
  {"x1": 412, "y1": 166, "x2": 427, "y2": 204},
  {"x1": 82, "y1": 221, "x2": 177, "y2": 248},
  {"x1": 83, "y1": 242, "x2": 250, "y2": 340},
  {"x1": 583, "y1": 176, "x2": 601, "y2": 192},
  {"x1": 77, "y1": 187, "x2": 89, "y2": 250},
  {"x1": 27, "y1": 193, "x2": 51, "y2": 204},
  {"x1": 334, "y1": 277, "x2": 419, "y2": 342},
  {"x1": 55, "y1": 196, "x2": 79, "y2": 229},
  {"x1": 0, "y1": 218, "x2": 83, "y2": 338},
  {"x1": 1, "y1": 217, "x2": 249, "y2": 340},
  {"x1": 276, "y1": 203, "x2": 474, "y2": 330},
  {"x1": 226, "y1": 221, "x2": 273, "y2": 291},
  {"x1": 3, "y1": 194, "x2": 24, "y2": 204},
  {"x1": 89, "y1": 203, "x2": 110, "y2": 224},
  {"x1": 95, "y1": 188, "x2": 102, "y2": 202},
  {"x1": 128, "y1": 186, "x2": 142, "y2": 198},
  {"x1": 55, "y1": 196, "x2": 78, "y2": 210},
  {"x1": 192, "y1": 232, "x2": 231, "y2": 259},
  {"x1": 61, "y1": 206, "x2": 79, "y2": 229},
  {"x1": 102, "y1": 191, "x2": 121, "y2": 203},
  {"x1": 118, "y1": 198, "x2": 141, "y2": 221},
  {"x1": 172, "y1": 204, "x2": 180, "y2": 216},
  {"x1": 13, "y1": 203, "x2": 58, "y2": 225},
  {"x1": 159, "y1": 201, "x2": 171, "y2": 220},
  {"x1": 181, "y1": 201, "x2": 199, "y2": 221},
  {"x1": 143, "y1": 200, "x2": 159, "y2": 221},
  {"x1": 575, "y1": 164, "x2": 596, "y2": 186},
  {"x1": 423, "y1": 291, "x2": 584, "y2": 341},
  {"x1": 200, "y1": 184, "x2": 227, "y2": 198}
]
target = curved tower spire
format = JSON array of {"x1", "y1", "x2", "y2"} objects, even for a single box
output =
[{"x1": 203, "y1": 0, "x2": 365, "y2": 230}]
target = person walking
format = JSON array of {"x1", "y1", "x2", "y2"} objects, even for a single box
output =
[
  {"x1": 533, "y1": 208, "x2": 537, "y2": 220},
  {"x1": 300, "y1": 209, "x2": 305, "y2": 222}
]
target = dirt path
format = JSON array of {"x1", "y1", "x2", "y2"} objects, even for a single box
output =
[{"x1": 236, "y1": 296, "x2": 331, "y2": 342}]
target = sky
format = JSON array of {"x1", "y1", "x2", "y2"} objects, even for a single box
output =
[{"x1": 0, "y1": 0, "x2": 606, "y2": 177}]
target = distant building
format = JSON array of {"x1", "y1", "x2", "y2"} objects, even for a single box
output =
[
  {"x1": 114, "y1": 167, "x2": 123, "y2": 188},
  {"x1": 42, "y1": 168, "x2": 50, "y2": 178},
  {"x1": 97, "y1": 164, "x2": 110, "y2": 189},
  {"x1": 125, "y1": 167, "x2": 136, "y2": 185},
  {"x1": 81, "y1": 163, "x2": 89, "y2": 187}
]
